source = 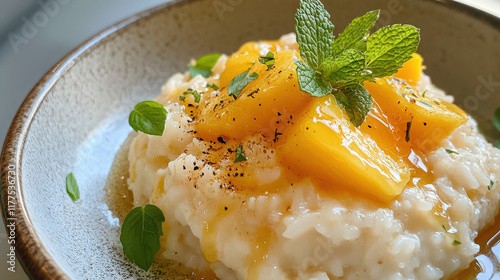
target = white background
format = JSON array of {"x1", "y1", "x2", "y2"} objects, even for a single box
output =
[{"x1": 0, "y1": 0, "x2": 499, "y2": 279}]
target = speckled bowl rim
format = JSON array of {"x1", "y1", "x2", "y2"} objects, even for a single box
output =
[{"x1": 1, "y1": 0, "x2": 500, "y2": 279}]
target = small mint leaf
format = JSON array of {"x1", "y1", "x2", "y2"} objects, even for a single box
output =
[
  {"x1": 234, "y1": 145, "x2": 247, "y2": 163},
  {"x1": 321, "y1": 49, "x2": 365, "y2": 85},
  {"x1": 120, "y1": 205, "x2": 165, "y2": 271},
  {"x1": 228, "y1": 69, "x2": 259, "y2": 99},
  {"x1": 188, "y1": 53, "x2": 222, "y2": 78},
  {"x1": 334, "y1": 84, "x2": 372, "y2": 127},
  {"x1": 363, "y1": 24, "x2": 420, "y2": 80},
  {"x1": 295, "y1": 0, "x2": 335, "y2": 70},
  {"x1": 332, "y1": 10, "x2": 380, "y2": 56},
  {"x1": 66, "y1": 173, "x2": 80, "y2": 202},
  {"x1": 181, "y1": 90, "x2": 201, "y2": 103},
  {"x1": 296, "y1": 60, "x2": 333, "y2": 97},
  {"x1": 258, "y1": 52, "x2": 275, "y2": 69},
  {"x1": 129, "y1": 101, "x2": 168, "y2": 136},
  {"x1": 206, "y1": 83, "x2": 220, "y2": 90}
]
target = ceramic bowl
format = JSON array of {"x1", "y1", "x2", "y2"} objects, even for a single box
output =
[{"x1": 2, "y1": 0, "x2": 500, "y2": 278}]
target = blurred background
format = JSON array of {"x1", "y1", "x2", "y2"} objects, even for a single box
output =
[{"x1": 0, "y1": 0, "x2": 499, "y2": 279}]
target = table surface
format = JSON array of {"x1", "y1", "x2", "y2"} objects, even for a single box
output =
[{"x1": 0, "y1": 0, "x2": 499, "y2": 279}]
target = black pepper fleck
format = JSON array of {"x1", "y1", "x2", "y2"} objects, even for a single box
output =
[
  {"x1": 405, "y1": 121, "x2": 412, "y2": 142},
  {"x1": 217, "y1": 136, "x2": 227, "y2": 144}
]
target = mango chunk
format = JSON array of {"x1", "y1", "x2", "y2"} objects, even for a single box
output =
[
  {"x1": 277, "y1": 95, "x2": 411, "y2": 202},
  {"x1": 394, "y1": 53, "x2": 423, "y2": 86},
  {"x1": 196, "y1": 50, "x2": 311, "y2": 140},
  {"x1": 364, "y1": 78, "x2": 468, "y2": 153},
  {"x1": 220, "y1": 41, "x2": 293, "y2": 88}
]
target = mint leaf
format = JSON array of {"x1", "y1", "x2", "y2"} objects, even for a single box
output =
[
  {"x1": 321, "y1": 50, "x2": 365, "y2": 85},
  {"x1": 295, "y1": 0, "x2": 335, "y2": 69},
  {"x1": 363, "y1": 24, "x2": 420, "y2": 80},
  {"x1": 258, "y1": 52, "x2": 275, "y2": 69},
  {"x1": 129, "y1": 101, "x2": 168, "y2": 136},
  {"x1": 120, "y1": 205, "x2": 165, "y2": 271},
  {"x1": 228, "y1": 69, "x2": 259, "y2": 99},
  {"x1": 188, "y1": 53, "x2": 222, "y2": 78},
  {"x1": 332, "y1": 10, "x2": 380, "y2": 56},
  {"x1": 493, "y1": 107, "x2": 500, "y2": 131},
  {"x1": 296, "y1": 60, "x2": 332, "y2": 97},
  {"x1": 66, "y1": 173, "x2": 80, "y2": 202},
  {"x1": 181, "y1": 90, "x2": 201, "y2": 103},
  {"x1": 334, "y1": 84, "x2": 372, "y2": 127},
  {"x1": 207, "y1": 83, "x2": 220, "y2": 90},
  {"x1": 234, "y1": 145, "x2": 247, "y2": 163},
  {"x1": 293, "y1": 0, "x2": 420, "y2": 127}
]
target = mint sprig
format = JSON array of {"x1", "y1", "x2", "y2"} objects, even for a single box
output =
[{"x1": 294, "y1": 0, "x2": 420, "y2": 126}]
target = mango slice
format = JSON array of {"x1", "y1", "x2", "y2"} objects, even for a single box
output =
[
  {"x1": 277, "y1": 95, "x2": 411, "y2": 202},
  {"x1": 364, "y1": 78, "x2": 468, "y2": 153},
  {"x1": 394, "y1": 53, "x2": 423, "y2": 86},
  {"x1": 196, "y1": 50, "x2": 311, "y2": 140},
  {"x1": 220, "y1": 41, "x2": 294, "y2": 88}
]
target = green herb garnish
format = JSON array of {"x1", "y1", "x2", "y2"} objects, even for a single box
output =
[
  {"x1": 488, "y1": 180, "x2": 494, "y2": 190},
  {"x1": 228, "y1": 69, "x2": 259, "y2": 99},
  {"x1": 65, "y1": 173, "x2": 80, "y2": 202},
  {"x1": 258, "y1": 51, "x2": 275, "y2": 69},
  {"x1": 189, "y1": 53, "x2": 222, "y2": 78},
  {"x1": 129, "y1": 101, "x2": 168, "y2": 136},
  {"x1": 453, "y1": 240, "x2": 462, "y2": 246},
  {"x1": 294, "y1": 0, "x2": 420, "y2": 126},
  {"x1": 445, "y1": 149, "x2": 459, "y2": 155},
  {"x1": 207, "y1": 83, "x2": 220, "y2": 90},
  {"x1": 442, "y1": 225, "x2": 447, "y2": 232},
  {"x1": 234, "y1": 145, "x2": 247, "y2": 163},
  {"x1": 181, "y1": 90, "x2": 201, "y2": 103},
  {"x1": 422, "y1": 90, "x2": 427, "y2": 98},
  {"x1": 120, "y1": 204, "x2": 165, "y2": 271}
]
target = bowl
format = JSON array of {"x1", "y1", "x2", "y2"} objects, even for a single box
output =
[{"x1": 2, "y1": 0, "x2": 500, "y2": 278}]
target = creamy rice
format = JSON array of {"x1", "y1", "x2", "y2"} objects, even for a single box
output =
[{"x1": 128, "y1": 34, "x2": 500, "y2": 279}]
